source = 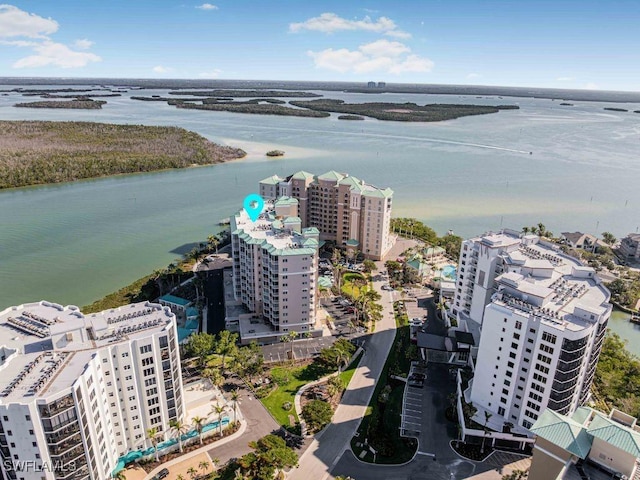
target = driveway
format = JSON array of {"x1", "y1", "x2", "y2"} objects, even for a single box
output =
[{"x1": 206, "y1": 380, "x2": 280, "y2": 464}]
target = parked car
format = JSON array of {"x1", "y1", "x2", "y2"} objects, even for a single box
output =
[{"x1": 154, "y1": 469, "x2": 170, "y2": 480}]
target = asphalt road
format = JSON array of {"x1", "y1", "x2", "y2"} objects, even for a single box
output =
[{"x1": 206, "y1": 379, "x2": 280, "y2": 463}]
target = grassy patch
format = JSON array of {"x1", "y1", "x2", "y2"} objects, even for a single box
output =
[
  {"x1": 339, "y1": 351, "x2": 363, "y2": 387},
  {"x1": 260, "y1": 362, "x2": 333, "y2": 427},
  {"x1": 341, "y1": 272, "x2": 368, "y2": 298}
]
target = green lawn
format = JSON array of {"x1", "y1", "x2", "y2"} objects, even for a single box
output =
[
  {"x1": 341, "y1": 272, "x2": 368, "y2": 298},
  {"x1": 260, "y1": 362, "x2": 332, "y2": 427}
]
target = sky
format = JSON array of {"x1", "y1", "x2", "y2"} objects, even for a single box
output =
[{"x1": 1, "y1": 1, "x2": 639, "y2": 91}]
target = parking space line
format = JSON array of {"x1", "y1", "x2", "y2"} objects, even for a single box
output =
[{"x1": 405, "y1": 408, "x2": 421, "y2": 413}]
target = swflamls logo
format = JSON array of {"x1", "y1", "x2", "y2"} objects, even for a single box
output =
[{"x1": 3, "y1": 460, "x2": 77, "y2": 472}]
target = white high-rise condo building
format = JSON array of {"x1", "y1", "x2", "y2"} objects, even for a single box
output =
[
  {"x1": 229, "y1": 198, "x2": 320, "y2": 344},
  {"x1": 259, "y1": 170, "x2": 394, "y2": 260},
  {"x1": 0, "y1": 301, "x2": 184, "y2": 480},
  {"x1": 458, "y1": 231, "x2": 611, "y2": 430}
]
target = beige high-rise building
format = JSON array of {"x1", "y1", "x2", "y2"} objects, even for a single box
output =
[
  {"x1": 229, "y1": 198, "x2": 320, "y2": 344},
  {"x1": 259, "y1": 171, "x2": 394, "y2": 260}
]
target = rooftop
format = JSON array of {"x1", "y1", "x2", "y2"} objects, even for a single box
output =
[
  {"x1": 231, "y1": 202, "x2": 318, "y2": 256},
  {"x1": 0, "y1": 301, "x2": 175, "y2": 402},
  {"x1": 487, "y1": 233, "x2": 610, "y2": 333}
]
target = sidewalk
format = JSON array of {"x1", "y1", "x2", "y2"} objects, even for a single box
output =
[
  {"x1": 290, "y1": 256, "x2": 399, "y2": 480},
  {"x1": 139, "y1": 420, "x2": 247, "y2": 480}
]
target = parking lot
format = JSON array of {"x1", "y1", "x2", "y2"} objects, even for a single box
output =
[
  {"x1": 401, "y1": 361, "x2": 428, "y2": 438},
  {"x1": 320, "y1": 296, "x2": 362, "y2": 335}
]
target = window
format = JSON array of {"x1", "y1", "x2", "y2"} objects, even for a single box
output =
[
  {"x1": 542, "y1": 332, "x2": 557, "y2": 344},
  {"x1": 498, "y1": 407, "x2": 505, "y2": 416},
  {"x1": 25, "y1": 415, "x2": 30, "y2": 421},
  {"x1": 535, "y1": 364, "x2": 549, "y2": 375},
  {"x1": 140, "y1": 345, "x2": 152, "y2": 354},
  {"x1": 515, "y1": 321, "x2": 522, "y2": 330},
  {"x1": 513, "y1": 333, "x2": 520, "y2": 340},
  {"x1": 511, "y1": 342, "x2": 518, "y2": 349}
]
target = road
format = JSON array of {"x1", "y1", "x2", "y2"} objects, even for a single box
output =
[
  {"x1": 291, "y1": 239, "x2": 417, "y2": 480},
  {"x1": 205, "y1": 379, "x2": 280, "y2": 464}
]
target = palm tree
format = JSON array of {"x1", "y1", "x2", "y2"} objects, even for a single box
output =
[
  {"x1": 481, "y1": 410, "x2": 493, "y2": 454},
  {"x1": 522, "y1": 226, "x2": 530, "y2": 235},
  {"x1": 233, "y1": 468, "x2": 244, "y2": 480},
  {"x1": 211, "y1": 457, "x2": 220, "y2": 471},
  {"x1": 211, "y1": 403, "x2": 226, "y2": 437},
  {"x1": 203, "y1": 368, "x2": 223, "y2": 390},
  {"x1": 112, "y1": 471, "x2": 127, "y2": 480},
  {"x1": 187, "y1": 466, "x2": 198, "y2": 480},
  {"x1": 191, "y1": 416, "x2": 205, "y2": 445},
  {"x1": 199, "y1": 460, "x2": 210, "y2": 476},
  {"x1": 208, "y1": 234, "x2": 220, "y2": 254},
  {"x1": 176, "y1": 475, "x2": 185, "y2": 480},
  {"x1": 169, "y1": 419, "x2": 189, "y2": 453},
  {"x1": 230, "y1": 389, "x2": 241, "y2": 424},
  {"x1": 146, "y1": 427, "x2": 161, "y2": 462}
]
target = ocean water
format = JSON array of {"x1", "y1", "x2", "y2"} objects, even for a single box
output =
[{"x1": 1, "y1": 85, "x2": 639, "y2": 317}]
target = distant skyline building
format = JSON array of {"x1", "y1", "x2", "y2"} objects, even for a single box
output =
[
  {"x1": 456, "y1": 231, "x2": 611, "y2": 430},
  {"x1": 0, "y1": 301, "x2": 184, "y2": 480},
  {"x1": 259, "y1": 170, "x2": 394, "y2": 260},
  {"x1": 229, "y1": 198, "x2": 320, "y2": 344}
]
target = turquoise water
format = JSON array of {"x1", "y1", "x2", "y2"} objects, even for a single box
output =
[
  {"x1": 112, "y1": 417, "x2": 229, "y2": 474},
  {"x1": 441, "y1": 265, "x2": 457, "y2": 281},
  {"x1": 1, "y1": 86, "x2": 640, "y2": 349}
]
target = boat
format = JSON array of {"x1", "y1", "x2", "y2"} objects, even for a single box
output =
[
  {"x1": 218, "y1": 218, "x2": 230, "y2": 226},
  {"x1": 630, "y1": 313, "x2": 640, "y2": 325}
]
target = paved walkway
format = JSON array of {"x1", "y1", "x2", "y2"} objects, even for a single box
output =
[{"x1": 290, "y1": 246, "x2": 410, "y2": 480}]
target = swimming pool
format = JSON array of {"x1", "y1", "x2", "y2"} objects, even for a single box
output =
[{"x1": 441, "y1": 265, "x2": 457, "y2": 281}]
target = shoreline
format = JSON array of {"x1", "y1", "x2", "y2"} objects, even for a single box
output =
[{"x1": 0, "y1": 120, "x2": 247, "y2": 190}]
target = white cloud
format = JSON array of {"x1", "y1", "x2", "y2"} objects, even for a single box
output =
[
  {"x1": 0, "y1": 5, "x2": 100, "y2": 69},
  {"x1": 467, "y1": 73, "x2": 482, "y2": 79},
  {"x1": 359, "y1": 39, "x2": 410, "y2": 58},
  {"x1": 0, "y1": 4, "x2": 58, "y2": 38},
  {"x1": 13, "y1": 40, "x2": 101, "y2": 68},
  {"x1": 196, "y1": 3, "x2": 218, "y2": 10},
  {"x1": 308, "y1": 40, "x2": 433, "y2": 75},
  {"x1": 198, "y1": 69, "x2": 222, "y2": 78},
  {"x1": 74, "y1": 38, "x2": 94, "y2": 50},
  {"x1": 152, "y1": 65, "x2": 173, "y2": 73},
  {"x1": 556, "y1": 76, "x2": 574, "y2": 82},
  {"x1": 290, "y1": 12, "x2": 410, "y2": 39}
]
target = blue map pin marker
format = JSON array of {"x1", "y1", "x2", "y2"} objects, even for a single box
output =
[{"x1": 243, "y1": 193, "x2": 264, "y2": 222}]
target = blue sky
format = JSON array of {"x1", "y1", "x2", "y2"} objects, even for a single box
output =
[{"x1": 1, "y1": 1, "x2": 639, "y2": 91}]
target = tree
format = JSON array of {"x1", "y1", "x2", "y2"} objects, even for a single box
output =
[
  {"x1": 203, "y1": 368, "x2": 224, "y2": 390},
  {"x1": 238, "y1": 434, "x2": 298, "y2": 480},
  {"x1": 208, "y1": 234, "x2": 220, "y2": 254},
  {"x1": 522, "y1": 226, "x2": 530, "y2": 235},
  {"x1": 185, "y1": 332, "x2": 215, "y2": 367},
  {"x1": 216, "y1": 330, "x2": 239, "y2": 371},
  {"x1": 280, "y1": 331, "x2": 298, "y2": 362},
  {"x1": 187, "y1": 467, "x2": 198, "y2": 480},
  {"x1": 199, "y1": 460, "x2": 211, "y2": 476},
  {"x1": 327, "y1": 375, "x2": 345, "y2": 398},
  {"x1": 112, "y1": 471, "x2": 127, "y2": 480},
  {"x1": 230, "y1": 389, "x2": 241, "y2": 424},
  {"x1": 302, "y1": 400, "x2": 334, "y2": 432},
  {"x1": 362, "y1": 259, "x2": 377, "y2": 273},
  {"x1": 191, "y1": 415, "x2": 205, "y2": 445},
  {"x1": 481, "y1": 411, "x2": 493, "y2": 454},
  {"x1": 602, "y1": 231, "x2": 617, "y2": 245},
  {"x1": 146, "y1": 427, "x2": 161, "y2": 462},
  {"x1": 211, "y1": 403, "x2": 226, "y2": 437},
  {"x1": 169, "y1": 419, "x2": 189, "y2": 453},
  {"x1": 176, "y1": 475, "x2": 185, "y2": 480},
  {"x1": 231, "y1": 341, "x2": 264, "y2": 381}
]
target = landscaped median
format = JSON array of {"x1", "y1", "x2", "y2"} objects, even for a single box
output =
[
  {"x1": 349, "y1": 300, "x2": 420, "y2": 464},
  {"x1": 257, "y1": 339, "x2": 358, "y2": 435}
]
